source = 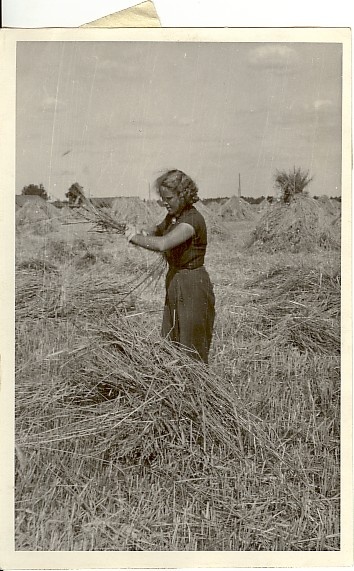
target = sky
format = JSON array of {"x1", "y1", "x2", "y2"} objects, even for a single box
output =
[{"x1": 16, "y1": 41, "x2": 343, "y2": 201}]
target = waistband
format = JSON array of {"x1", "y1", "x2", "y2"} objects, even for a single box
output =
[{"x1": 168, "y1": 263, "x2": 205, "y2": 272}]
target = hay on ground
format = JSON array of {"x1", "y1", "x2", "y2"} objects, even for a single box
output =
[
  {"x1": 16, "y1": 314, "x2": 298, "y2": 475},
  {"x1": 244, "y1": 261, "x2": 340, "y2": 355},
  {"x1": 15, "y1": 256, "x2": 165, "y2": 321}
]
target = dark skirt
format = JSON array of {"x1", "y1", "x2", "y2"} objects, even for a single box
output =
[{"x1": 161, "y1": 266, "x2": 215, "y2": 363}]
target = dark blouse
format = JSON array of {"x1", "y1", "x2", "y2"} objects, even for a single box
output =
[{"x1": 155, "y1": 205, "x2": 207, "y2": 270}]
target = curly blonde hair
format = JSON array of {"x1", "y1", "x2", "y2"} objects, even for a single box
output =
[{"x1": 155, "y1": 169, "x2": 199, "y2": 206}]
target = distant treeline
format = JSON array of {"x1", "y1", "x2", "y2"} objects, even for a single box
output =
[
  {"x1": 202, "y1": 195, "x2": 341, "y2": 205},
  {"x1": 313, "y1": 196, "x2": 341, "y2": 202},
  {"x1": 45, "y1": 195, "x2": 341, "y2": 209}
]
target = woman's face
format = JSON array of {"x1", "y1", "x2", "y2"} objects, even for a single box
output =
[{"x1": 159, "y1": 187, "x2": 183, "y2": 217}]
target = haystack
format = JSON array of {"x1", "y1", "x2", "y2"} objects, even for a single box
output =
[
  {"x1": 218, "y1": 196, "x2": 254, "y2": 221},
  {"x1": 316, "y1": 195, "x2": 339, "y2": 217},
  {"x1": 204, "y1": 199, "x2": 228, "y2": 214},
  {"x1": 16, "y1": 195, "x2": 59, "y2": 216},
  {"x1": 16, "y1": 195, "x2": 46, "y2": 209},
  {"x1": 16, "y1": 196, "x2": 60, "y2": 233},
  {"x1": 330, "y1": 198, "x2": 341, "y2": 214},
  {"x1": 15, "y1": 207, "x2": 39, "y2": 226},
  {"x1": 194, "y1": 201, "x2": 232, "y2": 236},
  {"x1": 249, "y1": 196, "x2": 340, "y2": 252},
  {"x1": 145, "y1": 199, "x2": 163, "y2": 220},
  {"x1": 258, "y1": 198, "x2": 273, "y2": 212},
  {"x1": 16, "y1": 314, "x2": 295, "y2": 471},
  {"x1": 111, "y1": 197, "x2": 161, "y2": 226},
  {"x1": 16, "y1": 254, "x2": 165, "y2": 321},
  {"x1": 245, "y1": 261, "x2": 340, "y2": 355}
]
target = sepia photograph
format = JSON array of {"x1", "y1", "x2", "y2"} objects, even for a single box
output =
[{"x1": 0, "y1": 26, "x2": 352, "y2": 567}]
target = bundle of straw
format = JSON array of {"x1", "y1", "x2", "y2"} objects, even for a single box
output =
[
  {"x1": 74, "y1": 189, "x2": 127, "y2": 234},
  {"x1": 15, "y1": 268, "x2": 64, "y2": 320},
  {"x1": 16, "y1": 259, "x2": 166, "y2": 321},
  {"x1": 245, "y1": 262, "x2": 340, "y2": 354},
  {"x1": 249, "y1": 196, "x2": 340, "y2": 252},
  {"x1": 16, "y1": 314, "x2": 301, "y2": 479}
]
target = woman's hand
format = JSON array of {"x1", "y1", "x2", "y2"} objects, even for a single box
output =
[
  {"x1": 125, "y1": 224, "x2": 138, "y2": 243},
  {"x1": 125, "y1": 224, "x2": 150, "y2": 242}
]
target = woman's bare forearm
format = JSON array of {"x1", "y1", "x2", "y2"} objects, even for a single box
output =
[
  {"x1": 138, "y1": 224, "x2": 159, "y2": 236},
  {"x1": 129, "y1": 223, "x2": 194, "y2": 252},
  {"x1": 129, "y1": 234, "x2": 165, "y2": 252}
]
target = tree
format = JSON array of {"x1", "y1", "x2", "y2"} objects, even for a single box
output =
[
  {"x1": 65, "y1": 182, "x2": 84, "y2": 206},
  {"x1": 274, "y1": 167, "x2": 313, "y2": 204},
  {"x1": 21, "y1": 183, "x2": 48, "y2": 200}
]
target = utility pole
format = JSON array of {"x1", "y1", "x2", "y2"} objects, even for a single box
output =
[
  {"x1": 238, "y1": 173, "x2": 241, "y2": 198},
  {"x1": 148, "y1": 182, "x2": 151, "y2": 201}
]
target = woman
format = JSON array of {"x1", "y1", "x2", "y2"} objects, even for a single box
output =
[{"x1": 125, "y1": 169, "x2": 215, "y2": 363}]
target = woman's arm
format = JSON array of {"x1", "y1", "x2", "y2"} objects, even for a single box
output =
[
  {"x1": 135, "y1": 224, "x2": 160, "y2": 236},
  {"x1": 128, "y1": 223, "x2": 195, "y2": 252}
]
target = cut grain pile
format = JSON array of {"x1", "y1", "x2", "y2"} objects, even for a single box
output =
[
  {"x1": 15, "y1": 308, "x2": 340, "y2": 550},
  {"x1": 316, "y1": 195, "x2": 340, "y2": 217},
  {"x1": 194, "y1": 201, "x2": 232, "y2": 236},
  {"x1": 218, "y1": 196, "x2": 255, "y2": 221},
  {"x1": 258, "y1": 198, "x2": 273, "y2": 212},
  {"x1": 16, "y1": 315, "x2": 290, "y2": 465},
  {"x1": 145, "y1": 199, "x2": 163, "y2": 220},
  {"x1": 249, "y1": 196, "x2": 340, "y2": 252},
  {"x1": 244, "y1": 260, "x2": 340, "y2": 355},
  {"x1": 15, "y1": 256, "x2": 165, "y2": 321},
  {"x1": 16, "y1": 314, "x2": 314, "y2": 551},
  {"x1": 111, "y1": 196, "x2": 162, "y2": 226},
  {"x1": 14, "y1": 189, "x2": 340, "y2": 550},
  {"x1": 330, "y1": 198, "x2": 341, "y2": 214},
  {"x1": 15, "y1": 247, "x2": 340, "y2": 550},
  {"x1": 16, "y1": 197, "x2": 60, "y2": 234}
]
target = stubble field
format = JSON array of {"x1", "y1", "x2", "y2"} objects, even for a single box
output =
[{"x1": 15, "y1": 204, "x2": 341, "y2": 551}]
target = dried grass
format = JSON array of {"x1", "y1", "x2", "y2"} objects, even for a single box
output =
[
  {"x1": 194, "y1": 202, "x2": 233, "y2": 236},
  {"x1": 14, "y1": 213, "x2": 340, "y2": 551},
  {"x1": 16, "y1": 203, "x2": 60, "y2": 235},
  {"x1": 112, "y1": 197, "x2": 162, "y2": 226},
  {"x1": 249, "y1": 196, "x2": 340, "y2": 252},
  {"x1": 15, "y1": 306, "x2": 340, "y2": 550},
  {"x1": 15, "y1": 257, "x2": 165, "y2": 321},
  {"x1": 17, "y1": 314, "x2": 298, "y2": 471},
  {"x1": 76, "y1": 195, "x2": 127, "y2": 234},
  {"x1": 242, "y1": 260, "x2": 340, "y2": 355},
  {"x1": 219, "y1": 196, "x2": 255, "y2": 221}
]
